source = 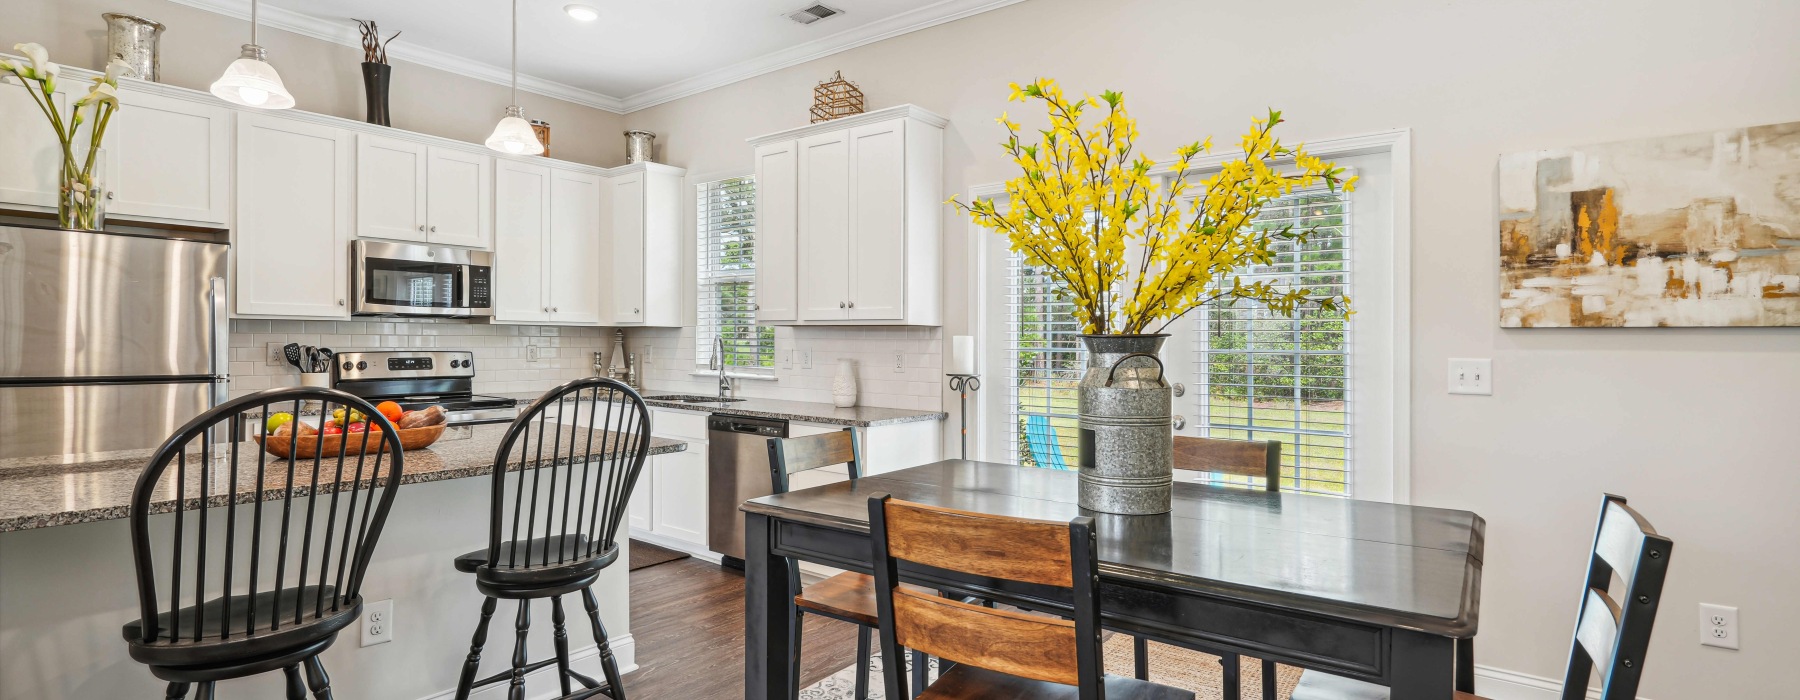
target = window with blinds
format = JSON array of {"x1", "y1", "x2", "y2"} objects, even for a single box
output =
[
  {"x1": 697, "y1": 176, "x2": 774, "y2": 369},
  {"x1": 1005, "y1": 255, "x2": 1084, "y2": 470},
  {"x1": 1195, "y1": 185, "x2": 1352, "y2": 495}
]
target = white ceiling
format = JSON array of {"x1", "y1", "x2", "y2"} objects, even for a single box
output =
[{"x1": 168, "y1": 0, "x2": 1025, "y2": 113}]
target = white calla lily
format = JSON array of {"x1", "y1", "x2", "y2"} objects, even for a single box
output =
[
  {"x1": 13, "y1": 43, "x2": 52, "y2": 81},
  {"x1": 101, "y1": 59, "x2": 128, "y2": 87},
  {"x1": 0, "y1": 57, "x2": 16, "y2": 78},
  {"x1": 77, "y1": 82, "x2": 119, "y2": 110}
]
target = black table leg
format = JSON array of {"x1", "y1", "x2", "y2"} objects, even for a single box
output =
[
  {"x1": 745, "y1": 512, "x2": 795, "y2": 700},
  {"x1": 1389, "y1": 630, "x2": 1456, "y2": 700},
  {"x1": 1456, "y1": 637, "x2": 1475, "y2": 693}
]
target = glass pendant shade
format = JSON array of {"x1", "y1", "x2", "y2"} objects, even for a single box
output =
[
  {"x1": 486, "y1": 106, "x2": 544, "y2": 155},
  {"x1": 210, "y1": 44, "x2": 293, "y2": 109}
]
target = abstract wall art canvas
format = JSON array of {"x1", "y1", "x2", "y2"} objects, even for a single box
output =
[{"x1": 1498, "y1": 121, "x2": 1800, "y2": 327}]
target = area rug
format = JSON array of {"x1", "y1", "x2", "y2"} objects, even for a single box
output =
[
  {"x1": 799, "y1": 635, "x2": 1301, "y2": 699},
  {"x1": 627, "y1": 539, "x2": 690, "y2": 571}
]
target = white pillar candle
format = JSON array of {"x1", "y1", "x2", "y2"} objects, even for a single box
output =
[{"x1": 951, "y1": 335, "x2": 975, "y2": 375}]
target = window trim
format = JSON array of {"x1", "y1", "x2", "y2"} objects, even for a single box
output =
[{"x1": 966, "y1": 128, "x2": 1412, "y2": 503}]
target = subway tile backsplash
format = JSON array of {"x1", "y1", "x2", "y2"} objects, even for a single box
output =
[
  {"x1": 624, "y1": 326, "x2": 944, "y2": 411},
  {"x1": 227, "y1": 318, "x2": 614, "y2": 399}
]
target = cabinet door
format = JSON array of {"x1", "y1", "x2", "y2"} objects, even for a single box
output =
[
  {"x1": 426, "y1": 147, "x2": 493, "y2": 249},
  {"x1": 108, "y1": 91, "x2": 230, "y2": 224},
  {"x1": 847, "y1": 120, "x2": 907, "y2": 320},
  {"x1": 627, "y1": 466, "x2": 653, "y2": 532},
  {"x1": 650, "y1": 446, "x2": 708, "y2": 547},
  {"x1": 796, "y1": 131, "x2": 851, "y2": 321},
  {"x1": 549, "y1": 168, "x2": 603, "y2": 324},
  {"x1": 355, "y1": 134, "x2": 428, "y2": 242},
  {"x1": 235, "y1": 114, "x2": 351, "y2": 318},
  {"x1": 608, "y1": 173, "x2": 646, "y2": 323},
  {"x1": 0, "y1": 83, "x2": 74, "y2": 208},
  {"x1": 493, "y1": 159, "x2": 551, "y2": 322},
  {"x1": 753, "y1": 141, "x2": 799, "y2": 322}
]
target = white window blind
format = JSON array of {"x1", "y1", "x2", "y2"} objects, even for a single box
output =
[
  {"x1": 697, "y1": 176, "x2": 773, "y2": 369},
  {"x1": 1195, "y1": 185, "x2": 1352, "y2": 495},
  {"x1": 1005, "y1": 255, "x2": 1083, "y2": 470}
]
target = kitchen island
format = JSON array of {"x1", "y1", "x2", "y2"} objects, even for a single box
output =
[{"x1": 0, "y1": 424, "x2": 685, "y2": 700}]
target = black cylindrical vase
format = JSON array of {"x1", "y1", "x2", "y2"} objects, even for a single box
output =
[{"x1": 361, "y1": 62, "x2": 391, "y2": 126}]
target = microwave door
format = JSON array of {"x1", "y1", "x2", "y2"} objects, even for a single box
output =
[{"x1": 357, "y1": 256, "x2": 465, "y2": 317}]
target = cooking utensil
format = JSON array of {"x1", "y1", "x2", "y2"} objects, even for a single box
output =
[
  {"x1": 315, "y1": 348, "x2": 334, "y2": 373},
  {"x1": 283, "y1": 343, "x2": 305, "y2": 372}
]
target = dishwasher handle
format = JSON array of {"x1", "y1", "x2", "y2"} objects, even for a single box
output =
[{"x1": 707, "y1": 414, "x2": 789, "y2": 438}]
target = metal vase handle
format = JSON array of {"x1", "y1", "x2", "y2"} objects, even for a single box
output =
[{"x1": 1104, "y1": 353, "x2": 1165, "y2": 387}]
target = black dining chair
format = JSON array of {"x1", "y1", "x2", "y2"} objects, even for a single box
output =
[
  {"x1": 1289, "y1": 493, "x2": 1673, "y2": 700},
  {"x1": 123, "y1": 386, "x2": 407, "y2": 699},
  {"x1": 1133, "y1": 436, "x2": 1284, "y2": 699},
  {"x1": 450, "y1": 377, "x2": 651, "y2": 700}
]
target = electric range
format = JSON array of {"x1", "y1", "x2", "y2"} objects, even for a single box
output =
[{"x1": 330, "y1": 350, "x2": 519, "y2": 426}]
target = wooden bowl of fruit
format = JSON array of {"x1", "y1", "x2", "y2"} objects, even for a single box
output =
[{"x1": 256, "y1": 402, "x2": 449, "y2": 459}]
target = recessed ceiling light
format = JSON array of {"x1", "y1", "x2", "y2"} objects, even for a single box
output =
[{"x1": 564, "y1": 4, "x2": 599, "y2": 21}]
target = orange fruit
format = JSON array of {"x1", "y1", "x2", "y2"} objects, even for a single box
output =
[{"x1": 376, "y1": 401, "x2": 403, "y2": 423}]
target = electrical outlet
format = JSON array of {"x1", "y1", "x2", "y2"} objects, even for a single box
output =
[
  {"x1": 266, "y1": 342, "x2": 286, "y2": 367},
  {"x1": 799, "y1": 349, "x2": 812, "y2": 370},
  {"x1": 361, "y1": 599, "x2": 393, "y2": 647},
  {"x1": 1448, "y1": 358, "x2": 1492, "y2": 395},
  {"x1": 638, "y1": 347, "x2": 651, "y2": 365},
  {"x1": 1700, "y1": 603, "x2": 1739, "y2": 650},
  {"x1": 894, "y1": 352, "x2": 906, "y2": 373},
  {"x1": 527, "y1": 345, "x2": 542, "y2": 363}
]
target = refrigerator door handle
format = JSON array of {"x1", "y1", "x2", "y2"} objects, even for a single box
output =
[{"x1": 209, "y1": 276, "x2": 229, "y2": 406}]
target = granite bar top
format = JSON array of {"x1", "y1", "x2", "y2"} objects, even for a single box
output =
[
  {"x1": 0, "y1": 424, "x2": 685, "y2": 533},
  {"x1": 497, "y1": 390, "x2": 947, "y2": 428}
]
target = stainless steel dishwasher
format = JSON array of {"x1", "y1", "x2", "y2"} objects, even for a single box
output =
[{"x1": 707, "y1": 413, "x2": 789, "y2": 567}]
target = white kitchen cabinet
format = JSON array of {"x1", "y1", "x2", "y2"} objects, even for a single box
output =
[
  {"x1": 549, "y1": 168, "x2": 603, "y2": 324},
  {"x1": 750, "y1": 105, "x2": 944, "y2": 326},
  {"x1": 107, "y1": 90, "x2": 231, "y2": 225},
  {"x1": 753, "y1": 140, "x2": 799, "y2": 322},
  {"x1": 650, "y1": 447, "x2": 708, "y2": 547},
  {"x1": 603, "y1": 162, "x2": 683, "y2": 326},
  {"x1": 627, "y1": 466, "x2": 653, "y2": 532},
  {"x1": 493, "y1": 159, "x2": 552, "y2": 323},
  {"x1": 356, "y1": 136, "x2": 493, "y2": 248},
  {"x1": 234, "y1": 113, "x2": 352, "y2": 318},
  {"x1": 0, "y1": 82, "x2": 89, "y2": 210}
]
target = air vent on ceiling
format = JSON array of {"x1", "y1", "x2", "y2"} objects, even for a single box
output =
[{"x1": 786, "y1": 4, "x2": 844, "y2": 25}]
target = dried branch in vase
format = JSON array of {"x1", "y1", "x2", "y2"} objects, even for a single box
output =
[{"x1": 355, "y1": 19, "x2": 401, "y2": 64}]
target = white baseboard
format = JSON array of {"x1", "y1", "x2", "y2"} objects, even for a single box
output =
[
  {"x1": 1473, "y1": 664, "x2": 1640, "y2": 700},
  {"x1": 628, "y1": 528, "x2": 724, "y2": 564},
  {"x1": 418, "y1": 635, "x2": 635, "y2": 700}
]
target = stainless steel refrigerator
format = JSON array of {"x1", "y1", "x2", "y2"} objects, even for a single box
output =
[{"x1": 0, "y1": 224, "x2": 229, "y2": 460}]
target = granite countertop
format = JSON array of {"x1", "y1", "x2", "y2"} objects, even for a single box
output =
[
  {"x1": 498, "y1": 390, "x2": 947, "y2": 428},
  {"x1": 0, "y1": 424, "x2": 685, "y2": 533}
]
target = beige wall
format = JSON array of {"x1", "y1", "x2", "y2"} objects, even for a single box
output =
[
  {"x1": 625, "y1": 0, "x2": 1800, "y2": 697},
  {"x1": 2, "y1": 0, "x2": 627, "y2": 166}
]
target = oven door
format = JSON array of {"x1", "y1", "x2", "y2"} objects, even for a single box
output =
[{"x1": 352, "y1": 240, "x2": 492, "y2": 317}]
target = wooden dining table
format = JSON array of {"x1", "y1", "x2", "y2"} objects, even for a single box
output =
[{"x1": 741, "y1": 460, "x2": 1484, "y2": 700}]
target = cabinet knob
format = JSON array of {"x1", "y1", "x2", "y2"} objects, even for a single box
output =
[
  {"x1": 847, "y1": 301, "x2": 855, "y2": 308},
  {"x1": 839, "y1": 301, "x2": 846, "y2": 308},
  {"x1": 543, "y1": 306, "x2": 550, "y2": 312},
  {"x1": 418, "y1": 225, "x2": 426, "y2": 232},
  {"x1": 430, "y1": 226, "x2": 437, "y2": 232},
  {"x1": 634, "y1": 308, "x2": 640, "y2": 314},
  {"x1": 337, "y1": 299, "x2": 345, "y2": 306},
  {"x1": 752, "y1": 303, "x2": 759, "y2": 311},
  {"x1": 553, "y1": 307, "x2": 559, "y2": 312},
  {"x1": 105, "y1": 191, "x2": 114, "y2": 200}
]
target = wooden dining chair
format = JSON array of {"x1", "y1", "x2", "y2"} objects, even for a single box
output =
[
  {"x1": 450, "y1": 377, "x2": 651, "y2": 700},
  {"x1": 1133, "y1": 436, "x2": 1282, "y2": 699},
  {"x1": 867, "y1": 494, "x2": 1195, "y2": 700},
  {"x1": 123, "y1": 386, "x2": 407, "y2": 699},
  {"x1": 1289, "y1": 493, "x2": 1673, "y2": 700}
]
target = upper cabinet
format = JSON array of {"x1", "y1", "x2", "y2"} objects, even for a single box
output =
[
  {"x1": 604, "y1": 162, "x2": 683, "y2": 326},
  {"x1": 750, "y1": 105, "x2": 944, "y2": 326},
  {"x1": 234, "y1": 113, "x2": 352, "y2": 318},
  {"x1": 356, "y1": 134, "x2": 492, "y2": 249},
  {"x1": 549, "y1": 168, "x2": 604, "y2": 325},
  {"x1": 493, "y1": 161, "x2": 605, "y2": 325}
]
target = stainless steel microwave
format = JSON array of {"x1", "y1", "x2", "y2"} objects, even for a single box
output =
[{"x1": 351, "y1": 240, "x2": 493, "y2": 317}]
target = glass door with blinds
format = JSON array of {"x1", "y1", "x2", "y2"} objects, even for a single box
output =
[
  {"x1": 1004, "y1": 255, "x2": 1084, "y2": 470},
  {"x1": 697, "y1": 176, "x2": 774, "y2": 369}
]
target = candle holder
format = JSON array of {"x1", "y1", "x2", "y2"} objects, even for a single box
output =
[{"x1": 946, "y1": 373, "x2": 982, "y2": 459}]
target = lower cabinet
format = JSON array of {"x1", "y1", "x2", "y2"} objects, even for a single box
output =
[{"x1": 629, "y1": 408, "x2": 711, "y2": 553}]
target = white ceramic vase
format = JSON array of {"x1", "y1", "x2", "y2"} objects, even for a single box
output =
[{"x1": 832, "y1": 359, "x2": 857, "y2": 408}]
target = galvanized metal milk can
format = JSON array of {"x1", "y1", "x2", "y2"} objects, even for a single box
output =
[{"x1": 1077, "y1": 334, "x2": 1173, "y2": 515}]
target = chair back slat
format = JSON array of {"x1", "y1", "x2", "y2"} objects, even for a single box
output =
[
  {"x1": 891, "y1": 588, "x2": 1079, "y2": 685},
  {"x1": 1560, "y1": 494, "x2": 1673, "y2": 700},
  {"x1": 869, "y1": 494, "x2": 1103, "y2": 699},
  {"x1": 482, "y1": 378, "x2": 651, "y2": 576},
  {"x1": 128, "y1": 387, "x2": 405, "y2": 646},
  {"x1": 767, "y1": 429, "x2": 860, "y2": 495},
  {"x1": 1171, "y1": 436, "x2": 1281, "y2": 489}
]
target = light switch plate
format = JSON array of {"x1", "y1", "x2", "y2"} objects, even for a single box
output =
[
  {"x1": 361, "y1": 599, "x2": 393, "y2": 647},
  {"x1": 1448, "y1": 358, "x2": 1492, "y2": 395},
  {"x1": 780, "y1": 349, "x2": 793, "y2": 370},
  {"x1": 1700, "y1": 603, "x2": 1739, "y2": 650}
]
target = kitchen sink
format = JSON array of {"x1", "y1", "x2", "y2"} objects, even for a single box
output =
[{"x1": 643, "y1": 394, "x2": 748, "y2": 404}]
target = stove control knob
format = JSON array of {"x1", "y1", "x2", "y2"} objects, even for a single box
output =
[
  {"x1": 342, "y1": 361, "x2": 353, "y2": 371},
  {"x1": 356, "y1": 361, "x2": 368, "y2": 371},
  {"x1": 450, "y1": 360, "x2": 463, "y2": 368}
]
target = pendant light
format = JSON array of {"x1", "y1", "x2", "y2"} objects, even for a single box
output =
[
  {"x1": 486, "y1": 0, "x2": 545, "y2": 155},
  {"x1": 209, "y1": 0, "x2": 294, "y2": 109}
]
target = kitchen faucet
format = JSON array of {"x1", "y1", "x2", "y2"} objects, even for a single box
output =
[{"x1": 712, "y1": 336, "x2": 732, "y2": 398}]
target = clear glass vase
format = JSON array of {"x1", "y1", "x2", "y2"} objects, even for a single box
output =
[{"x1": 59, "y1": 149, "x2": 107, "y2": 231}]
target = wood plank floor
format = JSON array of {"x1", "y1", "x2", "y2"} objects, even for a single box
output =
[{"x1": 625, "y1": 557, "x2": 861, "y2": 699}]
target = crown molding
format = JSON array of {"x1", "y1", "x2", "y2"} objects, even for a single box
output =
[
  {"x1": 617, "y1": 0, "x2": 1029, "y2": 113},
  {"x1": 164, "y1": 0, "x2": 626, "y2": 112},
  {"x1": 165, "y1": 0, "x2": 1026, "y2": 115}
]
